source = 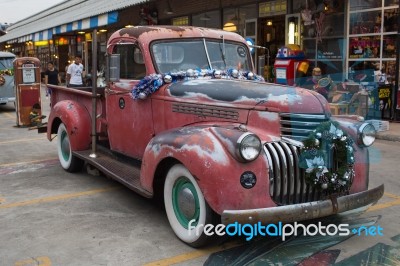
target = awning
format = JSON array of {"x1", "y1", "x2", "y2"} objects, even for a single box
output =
[
  {"x1": 0, "y1": 0, "x2": 147, "y2": 43},
  {"x1": 26, "y1": 11, "x2": 119, "y2": 42}
]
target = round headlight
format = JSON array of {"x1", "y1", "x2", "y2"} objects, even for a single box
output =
[
  {"x1": 237, "y1": 133, "x2": 262, "y2": 162},
  {"x1": 359, "y1": 123, "x2": 376, "y2": 147}
]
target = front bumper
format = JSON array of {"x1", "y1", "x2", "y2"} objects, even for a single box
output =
[{"x1": 221, "y1": 184, "x2": 384, "y2": 225}]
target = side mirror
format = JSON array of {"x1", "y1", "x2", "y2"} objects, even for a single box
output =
[{"x1": 106, "y1": 54, "x2": 120, "y2": 82}]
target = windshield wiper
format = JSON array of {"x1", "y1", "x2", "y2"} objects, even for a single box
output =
[
  {"x1": 203, "y1": 38, "x2": 212, "y2": 69},
  {"x1": 219, "y1": 35, "x2": 227, "y2": 69}
]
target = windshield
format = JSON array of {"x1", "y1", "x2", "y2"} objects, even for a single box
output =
[
  {"x1": 151, "y1": 39, "x2": 251, "y2": 73},
  {"x1": 0, "y1": 57, "x2": 14, "y2": 71}
]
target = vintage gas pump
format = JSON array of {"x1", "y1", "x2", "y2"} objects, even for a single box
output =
[
  {"x1": 274, "y1": 44, "x2": 309, "y2": 86},
  {"x1": 13, "y1": 57, "x2": 42, "y2": 127}
]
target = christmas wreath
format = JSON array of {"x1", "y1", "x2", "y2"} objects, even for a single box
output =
[
  {"x1": 131, "y1": 68, "x2": 264, "y2": 99},
  {"x1": 0, "y1": 69, "x2": 13, "y2": 86},
  {"x1": 299, "y1": 121, "x2": 355, "y2": 194}
]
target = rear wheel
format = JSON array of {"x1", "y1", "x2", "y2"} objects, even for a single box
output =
[
  {"x1": 164, "y1": 164, "x2": 216, "y2": 247},
  {"x1": 57, "y1": 123, "x2": 83, "y2": 172}
]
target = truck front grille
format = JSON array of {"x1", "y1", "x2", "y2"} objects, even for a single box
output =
[
  {"x1": 264, "y1": 141, "x2": 323, "y2": 205},
  {"x1": 280, "y1": 113, "x2": 328, "y2": 141}
]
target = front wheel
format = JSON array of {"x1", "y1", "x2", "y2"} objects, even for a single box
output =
[
  {"x1": 164, "y1": 164, "x2": 216, "y2": 247},
  {"x1": 57, "y1": 123, "x2": 83, "y2": 172}
]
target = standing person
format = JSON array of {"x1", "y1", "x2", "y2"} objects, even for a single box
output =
[
  {"x1": 44, "y1": 61, "x2": 61, "y2": 97},
  {"x1": 66, "y1": 54, "x2": 85, "y2": 87}
]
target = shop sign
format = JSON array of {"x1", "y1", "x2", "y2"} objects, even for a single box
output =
[
  {"x1": 34, "y1": 40, "x2": 49, "y2": 47},
  {"x1": 316, "y1": 38, "x2": 343, "y2": 60},
  {"x1": 317, "y1": 51, "x2": 342, "y2": 60},
  {"x1": 259, "y1": 0, "x2": 286, "y2": 17}
]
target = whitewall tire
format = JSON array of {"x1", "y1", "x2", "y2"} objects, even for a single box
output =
[
  {"x1": 57, "y1": 123, "x2": 83, "y2": 172},
  {"x1": 164, "y1": 164, "x2": 215, "y2": 247}
]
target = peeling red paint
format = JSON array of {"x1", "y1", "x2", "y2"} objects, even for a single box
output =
[{"x1": 47, "y1": 26, "x2": 380, "y2": 223}]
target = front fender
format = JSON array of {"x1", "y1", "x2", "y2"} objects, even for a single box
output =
[
  {"x1": 331, "y1": 116, "x2": 370, "y2": 193},
  {"x1": 47, "y1": 100, "x2": 91, "y2": 151},
  {"x1": 141, "y1": 126, "x2": 272, "y2": 214}
]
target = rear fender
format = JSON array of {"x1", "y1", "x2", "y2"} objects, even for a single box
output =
[
  {"x1": 47, "y1": 100, "x2": 91, "y2": 151},
  {"x1": 141, "y1": 126, "x2": 271, "y2": 214}
]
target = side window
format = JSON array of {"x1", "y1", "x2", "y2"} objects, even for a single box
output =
[{"x1": 112, "y1": 44, "x2": 146, "y2": 79}]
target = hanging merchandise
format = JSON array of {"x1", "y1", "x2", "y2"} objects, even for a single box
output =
[
  {"x1": 301, "y1": 0, "x2": 314, "y2": 26},
  {"x1": 138, "y1": 7, "x2": 158, "y2": 25},
  {"x1": 315, "y1": 12, "x2": 325, "y2": 43}
]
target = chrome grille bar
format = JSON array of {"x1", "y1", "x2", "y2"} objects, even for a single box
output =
[
  {"x1": 265, "y1": 143, "x2": 281, "y2": 203},
  {"x1": 280, "y1": 120, "x2": 323, "y2": 127},
  {"x1": 273, "y1": 143, "x2": 288, "y2": 204},
  {"x1": 281, "y1": 113, "x2": 327, "y2": 119},
  {"x1": 264, "y1": 141, "x2": 323, "y2": 205},
  {"x1": 280, "y1": 142, "x2": 295, "y2": 204},
  {"x1": 280, "y1": 113, "x2": 328, "y2": 141}
]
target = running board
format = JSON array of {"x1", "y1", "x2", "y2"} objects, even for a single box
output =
[{"x1": 74, "y1": 150, "x2": 152, "y2": 198}]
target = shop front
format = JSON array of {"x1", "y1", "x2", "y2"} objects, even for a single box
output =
[{"x1": 285, "y1": 0, "x2": 399, "y2": 121}]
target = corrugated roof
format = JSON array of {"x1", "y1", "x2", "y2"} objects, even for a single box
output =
[{"x1": 0, "y1": 0, "x2": 148, "y2": 43}]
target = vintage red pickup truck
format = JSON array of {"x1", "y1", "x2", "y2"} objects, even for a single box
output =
[{"x1": 46, "y1": 26, "x2": 384, "y2": 247}]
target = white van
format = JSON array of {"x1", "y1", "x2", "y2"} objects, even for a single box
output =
[{"x1": 0, "y1": 51, "x2": 16, "y2": 105}]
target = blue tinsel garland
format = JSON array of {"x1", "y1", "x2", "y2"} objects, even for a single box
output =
[{"x1": 131, "y1": 68, "x2": 265, "y2": 99}]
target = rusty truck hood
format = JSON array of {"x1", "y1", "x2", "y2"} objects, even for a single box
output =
[{"x1": 166, "y1": 79, "x2": 327, "y2": 114}]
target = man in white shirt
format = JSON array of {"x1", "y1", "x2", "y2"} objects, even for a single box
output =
[{"x1": 66, "y1": 54, "x2": 85, "y2": 87}]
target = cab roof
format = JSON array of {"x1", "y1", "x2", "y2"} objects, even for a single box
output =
[
  {"x1": 107, "y1": 26, "x2": 246, "y2": 51},
  {"x1": 0, "y1": 51, "x2": 16, "y2": 57}
]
